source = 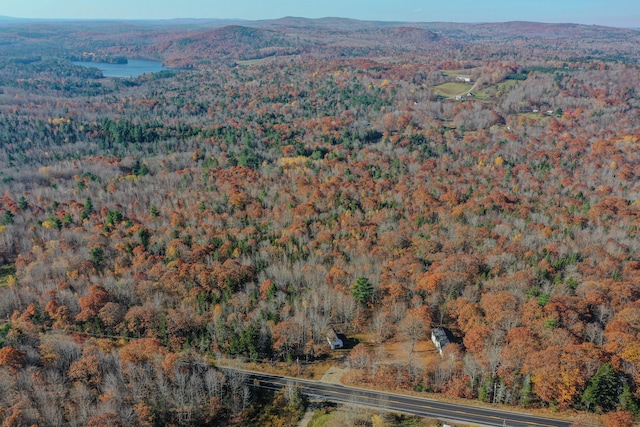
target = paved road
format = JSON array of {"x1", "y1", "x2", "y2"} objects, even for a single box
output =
[{"x1": 222, "y1": 368, "x2": 573, "y2": 427}]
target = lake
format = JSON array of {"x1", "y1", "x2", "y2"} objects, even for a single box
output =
[{"x1": 73, "y1": 59, "x2": 171, "y2": 78}]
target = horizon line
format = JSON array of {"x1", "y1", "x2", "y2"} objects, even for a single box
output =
[{"x1": 0, "y1": 15, "x2": 638, "y2": 29}]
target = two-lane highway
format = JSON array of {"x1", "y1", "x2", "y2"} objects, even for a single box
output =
[{"x1": 222, "y1": 368, "x2": 573, "y2": 427}]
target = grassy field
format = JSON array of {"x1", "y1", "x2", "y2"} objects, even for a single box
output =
[
  {"x1": 432, "y1": 82, "x2": 473, "y2": 97},
  {"x1": 475, "y1": 80, "x2": 519, "y2": 100},
  {"x1": 307, "y1": 406, "x2": 439, "y2": 427},
  {"x1": 236, "y1": 58, "x2": 270, "y2": 66},
  {"x1": 236, "y1": 54, "x2": 301, "y2": 66},
  {"x1": 495, "y1": 80, "x2": 519, "y2": 91},
  {"x1": 470, "y1": 92, "x2": 488, "y2": 100},
  {"x1": 519, "y1": 112, "x2": 542, "y2": 118}
]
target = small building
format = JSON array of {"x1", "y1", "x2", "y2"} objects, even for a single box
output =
[
  {"x1": 456, "y1": 76, "x2": 472, "y2": 83},
  {"x1": 431, "y1": 327, "x2": 451, "y2": 356},
  {"x1": 327, "y1": 328, "x2": 344, "y2": 350}
]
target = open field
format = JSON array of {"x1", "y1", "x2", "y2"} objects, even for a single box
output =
[
  {"x1": 235, "y1": 58, "x2": 270, "y2": 66},
  {"x1": 432, "y1": 82, "x2": 473, "y2": 97},
  {"x1": 307, "y1": 406, "x2": 439, "y2": 427},
  {"x1": 516, "y1": 112, "x2": 545, "y2": 119},
  {"x1": 474, "y1": 79, "x2": 520, "y2": 99}
]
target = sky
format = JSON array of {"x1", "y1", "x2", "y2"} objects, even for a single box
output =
[{"x1": 1, "y1": 0, "x2": 638, "y2": 28}]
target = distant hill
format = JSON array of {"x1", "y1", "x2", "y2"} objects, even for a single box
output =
[
  {"x1": 467, "y1": 21, "x2": 638, "y2": 40},
  {"x1": 0, "y1": 16, "x2": 31, "y2": 22},
  {"x1": 302, "y1": 26, "x2": 458, "y2": 51},
  {"x1": 152, "y1": 25, "x2": 304, "y2": 67},
  {"x1": 369, "y1": 26, "x2": 445, "y2": 46},
  {"x1": 1, "y1": 17, "x2": 638, "y2": 68},
  {"x1": 141, "y1": 22, "x2": 459, "y2": 67}
]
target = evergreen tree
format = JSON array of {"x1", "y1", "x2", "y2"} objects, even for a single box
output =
[
  {"x1": 520, "y1": 375, "x2": 532, "y2": 407},
  {"x1": 81, "y1": 197, "x2": 93, "y2": 220},
  {"x1": 582, "y1": 363, "x2": 618, "y2": 412},
  {"x1": 1, "y1": 210, "x2": 14, "y2": 225},
  {"x1": 620, "y1": 382, "x2": 640, "y2": 416},
  {"x1": 350, "y1": 276, "x2": 374, "y2": 304},
  {"x1": 138, "y1": 229, "x2": 151, "y2": 249},
  {"x1": 17, "y1": 196, "x2": 28, "y2": 210},
  {"x1": 105, "y1": 209, "x2": 123, "y2": 229},
  {"x1": 89, "y1": 246, "x2": 105, "y2": 271}
]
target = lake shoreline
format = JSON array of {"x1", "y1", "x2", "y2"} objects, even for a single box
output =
[{"x1": 73, "y1": 58, "x2": 176, "y2": 78}]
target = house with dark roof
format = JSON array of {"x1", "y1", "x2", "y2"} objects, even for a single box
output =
[
  {"x1": 431, "y1": 327, "x2": 451, "y2": 356},
  {"x1": 327, "y1": 328, "x2": 344, "y2": 350}
]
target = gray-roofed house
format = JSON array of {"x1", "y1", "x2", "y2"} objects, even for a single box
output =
[
  {"x1": 431, "y1": 327, "x2": 451, "y2": 356},
  {"x1": 327, "y1": 328, "x2": 344, "y2": 350}
]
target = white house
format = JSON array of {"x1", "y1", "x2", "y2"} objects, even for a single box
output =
[
  {"x1": 327, "y1": 328, "x2": 344, "y2": 350},
  {"x1": 431, "y1": 327, "x2": 451, "y2": 356}
]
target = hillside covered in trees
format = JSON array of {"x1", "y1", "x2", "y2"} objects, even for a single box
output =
[{"x1": 0, "y1": 17, "x2": 640, "y2": 427}]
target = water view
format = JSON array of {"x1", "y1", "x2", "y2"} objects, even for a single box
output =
[{"x1": 72, "y1": 59, "x2": 171, "y2": 78}]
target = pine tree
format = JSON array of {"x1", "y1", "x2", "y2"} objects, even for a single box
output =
[
  {"x1": 582, "y1": 363, "x2": 618, "y2": 412},
  {"x1": 351, "y1": 276, "x2": 374, "y2": 304},
  {"x1": 1, "y1": 210, "x2": 14, "y2": 225},
  {"x1": 619, "y1": 382, "x2": 640, "y2": 416},
  {"x1": 81, "y1": 197, "x2": 93, "y2": 220}
]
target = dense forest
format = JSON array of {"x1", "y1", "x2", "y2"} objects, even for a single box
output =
[{"x1": 0, "y1": 17, "x2": 640, "y2": 427}]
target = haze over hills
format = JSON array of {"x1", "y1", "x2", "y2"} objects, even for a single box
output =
[{"x1": 1, "y1": 16, "x2": 638, "y2": 68}]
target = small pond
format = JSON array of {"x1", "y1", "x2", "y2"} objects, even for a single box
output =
[{"x1": 73, "y1": 59, "x2": 172, "y2": 78}]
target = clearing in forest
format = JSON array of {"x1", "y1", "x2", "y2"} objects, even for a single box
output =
[
  {"x1": 432, "y1": 82, "x2": 473, "y2": 97},
  {"x1": 474, "y1": 79, "x2": 520, "y2": 100}
]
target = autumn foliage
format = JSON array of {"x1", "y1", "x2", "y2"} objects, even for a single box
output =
[{"x1": 0, "y1": 16, "x2": 640, "y2": 426}]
